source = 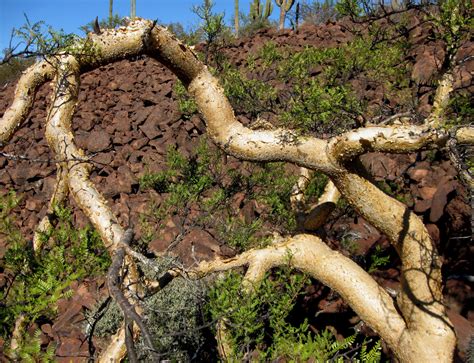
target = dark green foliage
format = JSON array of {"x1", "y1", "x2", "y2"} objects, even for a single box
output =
[
  {"x1": 335, "y1": 0, "x2": 365, "y2": 17},
  {"x1": 207, "y1": 268, "x2": 310, "y2": 360},
  {"x1": 139, "y1": 138, "x2": 298, "y2": 252},
  {"x1": 304, "y1": 172, "x2": 329, "y2": 202},
  {"x1": 0, "y1": 194, "x2": 110, "y2": 338},
  {"x1": 446, "y1": 91, "x2": 474, "y2": 126},
  {"x1": 282, "y1": 81, "x2": 361, "y2": 133},
  {"x1": 248, "y1": 163, "x2": 298, "y2": 229},
  {"x1": 174, "y1": 79, "x2": 199, "y2": 117},
  {"x1": 430, "y1": 0, "x2": 473, "y2": 61},
  {"x1": 368, "y1": 245, "x2": 391, "y2": 273},
  {"x1": 139, "y1": 141, "x2": 216, "y2": 215},
  {"x1": 208, "y1": 268, "x2": 382, "y2": 361},
  {"x1": 218, "y1": 218, "x2": 267, "y2": 251},
  {"x1": 258, "y1": 41, "x2": 285, "y2": 69},
  {"x1": 220, "y1": 26, "x2": 408, "y2": 134},
  {"x1": 219, "y1": 62, "x2": 278, "y2": 117},
  {"x1": 0, "y1": 191, "x2": 23, "y2": 247},
  {"x1": 8, "y1": 329, "x2": 56, "y2": 362}
]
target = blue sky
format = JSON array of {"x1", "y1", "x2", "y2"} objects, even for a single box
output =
[{"x1": 0, "y1": 0, "x2": 283, "y2": 52}]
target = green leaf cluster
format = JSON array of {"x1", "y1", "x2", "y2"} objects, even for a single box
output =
[
  {"x1": 208, "y1": 268, "x2": 383, "y2": 361},
  {"x1": 174, "y1": 79, "x2": 198, "y2": 117},
  {"x1": 368, "y1": 245, "x2": 391, "y2": 273},
  {"x1": 8, "y1": 329, "x2": 56, "y2": 363},
  {"x1": 432, "y1": 0, "x2": 473, "y2": 60},
  {"x1": 139, "y1": 138, "x2": 299, "y2": 252},
  {"x1": 0, "y1": 194, "x2": 110, "y2": 338},
  {"x1": 220, "y1": 63, "x2": 278, "y2": 117},
  {"x1": 139, "y1": 141, "x2": 217, "y2": 215}
]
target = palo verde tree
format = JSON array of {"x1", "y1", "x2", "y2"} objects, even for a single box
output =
[{"x1": 0, "y1": 4, "x2": 472, "y2": 363}]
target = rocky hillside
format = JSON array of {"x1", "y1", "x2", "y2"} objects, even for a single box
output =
[{"x1": 0, "y1": 12, "x2": 472, "y2": 362}]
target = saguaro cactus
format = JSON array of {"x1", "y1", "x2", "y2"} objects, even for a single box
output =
[
  {"x1": 235, "y1": 0, "x2": 239, "y2": 37},
  {"x1": 275, "y1": 0, "x2": 295, "y2": 30},
  {"x1": 250, "y1": 0, "x2": 273, "y2": 21},
  {"x1": 131, "y1": 0, "x2": 136, "y2": 19},
  {"x1": 109, "y1": 0, "x2": 113, "y2": 26}
]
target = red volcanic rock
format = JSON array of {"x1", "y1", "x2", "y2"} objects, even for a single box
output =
[
  {"x1": 429, "y1": 180, "x2": 457, "y2": 222},
  {"x1": 411, "y1": 43, "x2": 446, "y2": 84},
  {"x1": 173, "y1": 229, "x2": 221, "y2": 266},
  {"x1": 86, "y1": 130, "x2": 111, "y2": 152}
]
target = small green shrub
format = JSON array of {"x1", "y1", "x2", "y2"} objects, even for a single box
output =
[
  {"x1": 207, "y1": 267, "x2": 382, "y2": 361},
  {"x1": 7, "y1": 329, "x2": 56, "y2": 362},
  {"x1": 431, "y1": 0, "x2": 473, "y2": 60},
  {"x1": 446, "y1": 91, "x2": 474, "y2": 126},
  {"x1": 259, "y1": 42, "x2": 285, "y2": 69},
  {"x1": 220, "y1": 63, "x2": 278, "y2": 117},
  {"x1": 207, "y1": 268, "x2": 310, "y2": 360},
  {"x1": 88, "y1": 256, "x2": 210, "y2": 361},
  {"x1": 218, "y1": 217, "x2": 266, "y2": 252},
  {"x1": 282, "y1": 81, "x2": 360, "y2": 133},
  {"x1": 304, "y1": 172, "x2": 329, "y2": 202},
  {"x1": 174, "y1": 80, "x2": 198, "y2": 117},
  {"x1": 139, "y1": 141, "x2": 216, "y2": 216},
  {"x1": 0, "y1": 198, "x2": 110, "y2": 338},
  {"x1": 368, "y1": 245, "x2": 391, "y2": 273},
  {"x1": 140, "y1": 138, "x2": 298, "y2": 250}
]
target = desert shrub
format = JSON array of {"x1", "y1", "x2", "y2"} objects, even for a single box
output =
[
  {"x1": 88, "y1": 256, "x2": 211, "y2": 361},
  {"x1": 166, "y1": 22, "x2": 203, "y2": 45},
  {"x1": 446, "y1": 91, "x2": 474, "y2": 126},
  {"x1": 218, "y1": 217, "x2": 267, "y2": 252},
  {"x1": 139, "y1": 136, "x2": 298, "y2": 249},
  {"x1": 7, "y1": 329, "x2": 55, "y2": 362},
  {"x1": 298, "y1": 0, "x2": 339, "y2": 24},
  {"x1": 192, "y1": 0, "x2": 234, "y2": 67},
  {"x1": 137, "y1": 257, "x2": 210, "y2": 361},
  {"x1": 208, "y1": 268, "x2": 382, "y2": 361},
  {"x1": 219, "y1": 63, "x2": 278, "y2": 117},
  {"x1": 431, "y1": 0, "x2": 473, "y2": 59},
  {"x1": 0, "y1": 196, "x2": 110, "y2": 338}
]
